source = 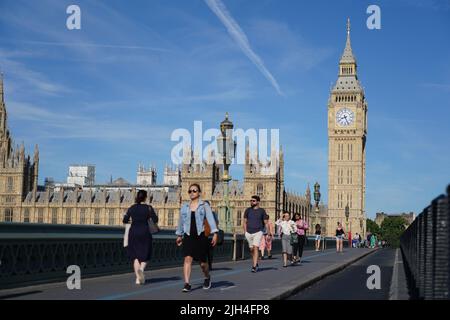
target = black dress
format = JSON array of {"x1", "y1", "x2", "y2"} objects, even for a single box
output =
[
  {"x1": 182, "y1": 211, "x2": 209, "y2": 263},
  {"x1": 123, "y1": 204, "x2": 158, "y2": 263}
]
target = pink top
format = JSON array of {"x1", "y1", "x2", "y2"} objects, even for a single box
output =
[{"x1": 296, "y1": 220, "x2": 309, "y2": 236}]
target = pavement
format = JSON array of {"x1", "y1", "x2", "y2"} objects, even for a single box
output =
[
  {"x1": 0, "y1": 248, "x2": 378, "y2": 300},
  {"x1": 288, "y1": 248, "x2": 410, "y2": 300}
]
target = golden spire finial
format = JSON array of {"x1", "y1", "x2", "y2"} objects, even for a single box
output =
[{"x1": 225, "y1": 112, "x2": 229, "y2": 120}]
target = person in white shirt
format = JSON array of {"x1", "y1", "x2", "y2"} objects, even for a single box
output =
[{"x1": 275, "y1": 212, "x2": 297, "y2": 268}]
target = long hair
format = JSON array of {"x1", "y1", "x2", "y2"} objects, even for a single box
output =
[
  {"x1": 135, "y1": 189, "x2": 147, "y2": 204},
  {"x1": 315, "y1": 224, "x2": 321, "y2": 231}
]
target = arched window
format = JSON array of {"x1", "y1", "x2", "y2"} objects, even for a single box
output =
[
  {"x1": 4, "y1": 208, "x2": 13, "y2": 222},
  {"x1": 257, "y1": 183, "x2": 264, "y2": 197},
  {"x1": 65, "y1": 208, "x2": 72, "y2": 224},
  {"x1": 52, "y1": 208, "x2": 58, "y2": 224},
  {"x1": 168, "y1": 209, "x2": 174, "y2": 226},
  {"x1": 237, "y1": 210, "x2": 242, "y2": 226},
  {"x1": 24, "y1": 208, "x2": 30, "y2": 223}
]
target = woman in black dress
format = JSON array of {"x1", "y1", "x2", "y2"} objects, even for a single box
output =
[
  {"x1": 123, "y1": 190, "x2": 158, "y2": 285},
  {"x1": 175, "y1": 184, "x2": 218, "y2": 292}
]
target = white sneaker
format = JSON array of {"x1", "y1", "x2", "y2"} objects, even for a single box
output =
[
  {"x1": 137, "y1": 269, "x2": 145, "y2": 284},
  {"x1": 136, "y1": 278, "x2": 140, "y2": 285}
]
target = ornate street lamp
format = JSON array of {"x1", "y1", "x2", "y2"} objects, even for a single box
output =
[
  {"x1": 345, "y1": 204, "x2": 350, "y2": 247},
  {"x1": 313, "y1": 182, "x2": 321, "y2": 213},
  {"x1": 217, "y1": 113, "x2": 236, "y2": 234}
]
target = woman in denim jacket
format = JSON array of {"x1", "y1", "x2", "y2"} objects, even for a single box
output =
[{"x1": 175, "y1": 183, "x2": 218, "y2": 292}]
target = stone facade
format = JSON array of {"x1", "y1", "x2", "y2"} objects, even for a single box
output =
[
  {"x1": 327, "y1": 19, "x2": 368, "y2": 237},
  {"x1": 375, "y1": 212, "x2": 416, "y2": 228},
  {"x1": 0, "y1": 76, "x2": 310, "y2": 233}
]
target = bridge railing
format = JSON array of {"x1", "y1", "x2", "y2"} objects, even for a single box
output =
[
  {"x1": 400, "y1": 185, "x2": 450, "y2": 300},
  {"x1": 0, "y1": 223, "x2": 348, "y2": 289}
]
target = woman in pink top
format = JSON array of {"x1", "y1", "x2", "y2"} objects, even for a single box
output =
[{"x1": 292, "y1": 213, "x2": 309, "y2": 264}]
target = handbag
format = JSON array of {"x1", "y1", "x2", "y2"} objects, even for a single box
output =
[
  {"x1": 204, "y1": 218, "x2": 211, "y2": 237},
  {"x1": 148, "y1": 217, "x2": 160, "y2": 234},
  {"x1": 123, "y1": 223, "x2": 131, "y2": 247},
  {"x1": 290, "y1": 232, "x2": 298, "y2": 245}
]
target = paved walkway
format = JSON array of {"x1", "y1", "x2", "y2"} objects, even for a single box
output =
[
  {"x1": 289, "y1": 248, "x2": 407, "y2": 300},
  {"x1": 0, "y1": 248, "x2": 376, "y2": 300}
]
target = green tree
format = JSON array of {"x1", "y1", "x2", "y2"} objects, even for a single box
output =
[
  {"x1": 380, "y1": 217, "x2": 406, "y2": 248},
  {"x1": 366, "y1": 218, "x2": 380, "y2": 235}
]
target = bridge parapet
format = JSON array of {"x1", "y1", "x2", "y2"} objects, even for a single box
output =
[
  {"x1": 400, "y1": 185, "x2": 450, "y2": 300},
  {"x1": 0, "y1": 223, "x2": 347, "y2": 289}
]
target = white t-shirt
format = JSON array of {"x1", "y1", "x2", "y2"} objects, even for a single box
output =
[{"x1": 275, "y1": 219, "x2": 297, "y2": 235}]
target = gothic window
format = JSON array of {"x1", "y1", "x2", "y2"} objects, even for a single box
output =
[
  {"x1": 65, "y1": 208, "x2": 72, "y2": 224},
  {"x1": 237, "y1": 210, "x2": 242, "y2": 226},
  {"x1": 108, "y1": 209, "x2": 115, "y2": 225},
  {"x1": 168, "y1": 209, "x2": 174, "y2": 226},
  {"x1": 257, "y1": 183, "x2": 264, "y2": 197},
  {"x1": 7, "y1": 177, "x2": 14, "y2": 192},
  {"x1": 80, "y1": 208, "x2": 86, "y2": 225},
  {"x1": 38, "y1": 208, "x2": 44, "y2": 223},
  {"x1": 52, "y1": 208, "x2": 58, "y2": 224},
  {"x1": 24, "y1": 208, "x2": 30, "y2": 223},
  {"x1": 350, "y1": 144, "x2": 353, "y2": 160},
  {"x1": 4, "y1": 208, "x2": 13, "y2": 222},
  {"x1": 94, "y1": 208, "x2": 100, "y2": 225}
]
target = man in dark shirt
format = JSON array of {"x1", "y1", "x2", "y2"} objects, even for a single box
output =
[{"x1": 243, "y1": 195, "x2": 268, "y2": 272}]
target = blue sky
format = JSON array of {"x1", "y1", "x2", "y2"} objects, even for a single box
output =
[{"x1": 0, "y1": 0, "x2": 449, "y2": 219}]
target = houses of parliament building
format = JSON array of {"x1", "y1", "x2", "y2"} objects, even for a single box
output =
[{"x1": 0, "y1": 75, "x2": 311, "y2": 233}]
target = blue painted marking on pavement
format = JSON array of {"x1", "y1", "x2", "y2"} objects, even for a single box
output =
[{"x1": 98, "y1": 250, "x2": 336, "y2": 300}]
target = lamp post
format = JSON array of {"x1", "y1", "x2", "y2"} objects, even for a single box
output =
[
  {"x1": 217, "y1": 113, "x2": 236, "y2": 234},
  {"x1": 313, "y1": 182, "x2": 321, "y2": 230},
  {"x1": 345, "y1": 204, "x2": 351, "y2": 248}
]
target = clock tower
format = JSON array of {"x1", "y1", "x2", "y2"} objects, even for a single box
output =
[{"x1": 327, "y1": 19, "x2": 367, "y2": 238}]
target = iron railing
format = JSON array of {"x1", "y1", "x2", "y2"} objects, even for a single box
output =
[
  {"x1": 400, "y1": 185, "x2": 450, "y2": 300},
  {"x1": 0, "y1": 223, "x2": 348, "y2": 289}
]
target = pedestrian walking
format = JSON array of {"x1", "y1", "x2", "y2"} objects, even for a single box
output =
[
  {"x1": 260, "y1": 217, "x2": 275, "y2": 260},
  {"x1": 370, "y1": 233, "x2": 376, "y2": 248},
  {"x1": 123, "y1": 189, "x2": 158, "y2": 285},
  {"x1": 243, "y1": 195, "x2": 269, "y2": 272},
  {"x1": 275, "y1": 212, "x2": 297, "y2": 267},
  {"x1": 335, "y1": 222, "x2": 345, "y2": 253},
  {"x1": 315, "y1": 224, "x2": 322, "y2": 251},
  {"x1": 175, "y1": 184, "x2": 218, "y2": 292},
  {"x1": 204, "y1": 200, "x2": 219, "y2": 271},
  {"x1": 292, "y1": 213, "x2": 308, "y2": 264}
]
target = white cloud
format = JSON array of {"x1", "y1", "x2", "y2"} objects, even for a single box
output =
[{"x1": 204, "y1": 0, "x2": 283, "y2": 96}]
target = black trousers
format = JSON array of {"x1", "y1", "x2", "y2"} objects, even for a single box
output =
[
  {"x1": 292, "y1": 235, "x2": 306, "y2": 258},
  {"x1": 207, "y1": 243, "x2": 214, "y2": 269}
]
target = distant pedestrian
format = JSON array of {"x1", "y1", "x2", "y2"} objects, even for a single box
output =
[
  {"x1": 352, "y1": 233, "x2": 359, "y2": 248},
  {"x1": 175, "y1": 184, "x2": 218, "y2": 292},
  {"x1": 204, "y1": 200, "x2": 219, "y2": 271},
  {"x1": 292, "y1": 213, "x2": 308, "y2": 264},
  {"x1": 314, "y1": 224, "x2": 322, "y2": 251},
  {"x1": 335, "y1": 222, "x2": 345, "y2": 253},
  {"x1": 243, "y1": 195, "x2": 268, "y2": 273},
  {"x1": 260, "y1": 216, "x2": 274, "y2": 260},
  {"x1": 275, "y1": 212, "x2": 297, "y2": 267},
  {"x1": 358, "y1": 234, "x2": 362, "y2": 248},
  {"x1": 370, "y1": 234, "x2": 376, "y2": 248},
  {"x1": 123, "y1": 189, "x2": 158, "y2": 285}
]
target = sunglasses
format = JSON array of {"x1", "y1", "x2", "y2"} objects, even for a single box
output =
[{"x1": 188, "y1": 189, "x2": 199, "y2": 194}]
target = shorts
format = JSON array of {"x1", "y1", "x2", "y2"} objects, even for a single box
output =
[
  {"x1": 336, "y1": 235, "x2": 344, "y2": 240},
  {"x1": 245, "y1": 231, "x2": 263, "y2": 248},
  {"x1": 315, "y1": 235, "x2": 321, "y2": 241}
]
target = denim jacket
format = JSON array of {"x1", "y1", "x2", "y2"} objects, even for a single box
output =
[{"x1": 175, "y1": 199, "x2": 219, "y2": 236}]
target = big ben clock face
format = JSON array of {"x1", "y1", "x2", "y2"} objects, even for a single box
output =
[{"x1": 336, "y1": 108, "x2": 355, "y2": 127}]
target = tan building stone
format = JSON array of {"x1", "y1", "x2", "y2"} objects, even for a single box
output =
[{"x1": 327, "y1": 19, "x2": 368, "y2": 237}]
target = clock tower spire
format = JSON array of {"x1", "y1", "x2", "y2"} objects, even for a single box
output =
[{"x1": 327, "y1": 19, "x2": 368, "y2": 238}]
